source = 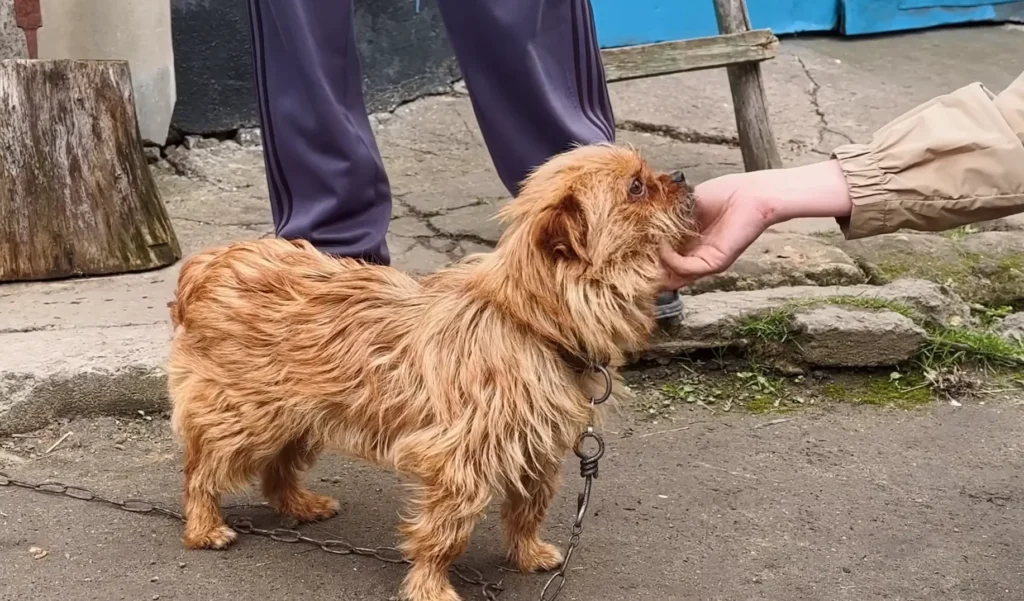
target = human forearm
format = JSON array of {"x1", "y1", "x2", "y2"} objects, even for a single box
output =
[
  {"x1": 831, "y1": 72, "x2": 1024, "y2": 239},
  {"x1": 755, "y1": 160, "x2": 852, "y2": 224},
  {"x1": 661, "y1": 73, "x2": 1024, "y2": 290}
]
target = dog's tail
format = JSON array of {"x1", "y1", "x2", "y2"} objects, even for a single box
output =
[{"x1": 168, "y1": 248, "x2": 223, "y2": 329}]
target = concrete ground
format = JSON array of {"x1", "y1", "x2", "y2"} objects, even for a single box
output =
[
  {"x1": 3, "y1": 24, "x2": 1024, "y2": 601},
  {"x1": 3, "y1": 387, "x2": 1024, "y2": 601}
]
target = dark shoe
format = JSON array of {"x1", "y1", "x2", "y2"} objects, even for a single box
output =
[{"x1": 656, "y1": 290, "x2": 684, "y2": 327}]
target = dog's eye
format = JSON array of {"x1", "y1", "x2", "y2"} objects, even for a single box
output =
[{"x1": 628, "y1": 178, "x2": 645, "y2": 197}]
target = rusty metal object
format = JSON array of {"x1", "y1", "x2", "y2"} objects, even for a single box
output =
[{"x1": 13, "y1": 0, "x2": 42, "y2": 58}]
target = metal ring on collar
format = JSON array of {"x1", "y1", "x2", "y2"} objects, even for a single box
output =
[{"x1": 591, "y1": 364, "x2": 612, "y2": 405}]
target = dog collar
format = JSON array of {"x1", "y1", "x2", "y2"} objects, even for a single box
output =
[{"x1": 557, "y1": 346, "x2": 610, "y2": 374}]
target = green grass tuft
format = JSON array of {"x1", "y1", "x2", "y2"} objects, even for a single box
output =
[
  {"x1": 737, "y1": 309, "x2": 794, "y2": 344},
  {"x1": 919, "y1": 326, "x2": 1024, "y2": 370},
  {"x1": 822, "y1": 377, "x2": 932, "y2": 409}
]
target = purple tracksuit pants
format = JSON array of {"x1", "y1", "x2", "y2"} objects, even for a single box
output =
[{"x1": 246, "y1": 0, "x2": 616, "y2": 263}]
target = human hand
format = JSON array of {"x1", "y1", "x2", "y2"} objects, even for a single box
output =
[
  {"x1": 659, "y1": 160, "x2": 851, "y2": 291},
  {"x1": 659, "y1": 172, "x2": 779, "y2": 290}
]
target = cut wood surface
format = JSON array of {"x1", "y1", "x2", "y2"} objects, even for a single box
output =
[
  {"x1": 602, "y1": 29, "x2": 779, "y2": 83},
  {"x1": 0, "y1": 59, "x2": 180, "y2": 282},
  {"x1": 714, "y1": 0, "x2": 783, "y2": 172}
]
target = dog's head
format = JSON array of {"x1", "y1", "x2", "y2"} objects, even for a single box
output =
[
  {"x1": 479, "y1": 144, "x2": 698, "y2": 361},
  {"x1": 497, "y1": 143, "x2": 697, "y2": 293}
]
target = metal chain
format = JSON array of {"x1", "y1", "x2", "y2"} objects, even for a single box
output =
[
  {"x1": 539, "y1": 364, "x2": 611, "y2": 601},
  {"x1": 0, "y1": 471, "x2": 503, "y2": 600},
  {"x1": 227, "y1": 517, "x2": 504, "y2": 600},
  {"x1": 0, "y1": 366, "x2": 612, "y2": 601}
]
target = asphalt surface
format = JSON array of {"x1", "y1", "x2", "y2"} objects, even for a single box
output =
[{"x1": 4, "y1": 390, "x2": 1024, "y2": 601}]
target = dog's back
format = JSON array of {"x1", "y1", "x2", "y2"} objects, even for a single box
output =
[
  {"x1": 169, "y1": 238, "x2": 404, "y2": 328},
  {"x1": 166, "y1": 237, "x2": 422, "y2": 434}
]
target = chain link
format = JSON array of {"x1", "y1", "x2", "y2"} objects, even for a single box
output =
[
  {"x1": 539, "y1": 364, "x2": 611, "y2": 601},
  {"x1": 0, "y1": 366, "x2": 612, "y2": 601},
  {"x1": 0, "y1": 471, "x2": 503, "y2": 600}
]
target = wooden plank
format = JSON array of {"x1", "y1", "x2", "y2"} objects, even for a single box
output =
[
  {"x1": 714, "y1": 0, "x2": 783, "y2": 172},
  {"x1": 601, "y1": 29, "x2": 779, "y2": 83}
]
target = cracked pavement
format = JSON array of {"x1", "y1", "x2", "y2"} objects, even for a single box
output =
[
  {"x1": 7, "y1": 25, "x2": 1020, "y2": 313},
  {"x1": 2, "y1": 26, "x2": 1024, "y2": 429}
]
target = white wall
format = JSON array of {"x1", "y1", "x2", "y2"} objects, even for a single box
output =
[
  {"x1": 0, "y1": 0, "x2": 27, "y2": 59},
  {"x1": 36, "y1": 0, "x2": 176, "y2": 145}
]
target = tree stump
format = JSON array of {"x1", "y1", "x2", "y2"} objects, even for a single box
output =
[{"x1": 0, "y1": 59, "x2": 180, "y2": 282}]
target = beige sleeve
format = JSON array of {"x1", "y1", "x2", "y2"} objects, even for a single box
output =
[{"x1": 831, "y1": 71, "x2": 1024, "y2": 240}]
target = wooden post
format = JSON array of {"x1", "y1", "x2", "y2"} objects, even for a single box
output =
[
  {"x1": 713, "y1": 0, "x2": 783, "y2": 171},
  {"x1": 0, "y1": 60, "x2": 181, "y2": 282}
]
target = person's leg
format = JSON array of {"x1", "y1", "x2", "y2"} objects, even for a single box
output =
[
  {"x1": 435, "y1": 0, "x2": 683, "y2": 321},
  {"x1": 246, "y1": 0, "x2": 391, "y2": 264},
  {"x1": 434, "y1": 0, "x2": 613, "y2": 193}
]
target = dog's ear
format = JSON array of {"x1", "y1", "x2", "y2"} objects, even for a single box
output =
[{"x1": 535, "y1": 192, "x2": 589, "y2": 262}]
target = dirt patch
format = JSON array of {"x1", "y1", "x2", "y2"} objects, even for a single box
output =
[{"x1": 625, "y1": 358, "x2": 1024, "y2": 422}]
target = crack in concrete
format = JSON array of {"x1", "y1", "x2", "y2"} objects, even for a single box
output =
[
  {"x1": 170, "y1": 216, "x2": 273, "y2": 231},
  {"x1": 617, "y1": 120, "x2": 740, "y2": 147},
  {"x1": 393, "y1": 196, "x2": 503, "y2": 220},
  {"x1": 386, "y1": 81, "x2": 461, "y2": 115},
  {"x1": 386, "y1": 140, "x2": 446, "y2": 159},
  {"x1": 162, "y1": 154, "x2": 257, "y2": 195},
  {"x1": 0, "y1": 321, "x2": 167, "y2": 335},
  {"x1": 795, "y1": 56, "x2": 854, "y2": 150},
  {"x1": 391, "y1": 195, "x2": 497, "y2": 259}
]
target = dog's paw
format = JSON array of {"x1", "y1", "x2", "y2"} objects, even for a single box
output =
[
  {"x1": 183, "y1": 525, "x2": 237, "y2": 550},
  {"x1": 401, "y1": 575, "x2": 461, "y2": 601},
  {"x1": 280, "y1": 492, "x2": 341, "y2": 522},
  {"x1": 511, "y1": 540, "x2": 563, "y2": 573}
]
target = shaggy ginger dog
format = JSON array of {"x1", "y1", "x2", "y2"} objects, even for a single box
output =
[{"x1": 168, "y1": 144, "x2": 696, "y2": 601}]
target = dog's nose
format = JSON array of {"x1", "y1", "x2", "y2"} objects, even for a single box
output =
[{"x1": 670, "y1": 170, "x2": 686, "y2": 184}]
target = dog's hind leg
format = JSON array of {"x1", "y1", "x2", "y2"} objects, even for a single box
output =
[
  {"x1": 181, "y1": 431, "x2": 238, "y2": 550},
  {"x1": 399, "y1": 480, "x2": 491, "y2": 601},
  {"x1": 260, "y1": 437, "x2": 340, "y2": 522},
  {"x1": 501, "y1": 460, "x2": 564, "y2": 573}
]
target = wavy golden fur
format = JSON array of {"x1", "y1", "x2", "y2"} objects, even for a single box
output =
[{"x1": 167, "y1": 144, "x2": 696, "y2": 601}]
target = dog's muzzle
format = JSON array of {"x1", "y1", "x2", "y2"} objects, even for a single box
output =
[{"x1": 670, "y1": 170, "x2": 686, "y2": 184}]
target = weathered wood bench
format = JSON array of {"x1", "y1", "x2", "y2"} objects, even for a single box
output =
[{"x1": 599, "y1": 0, "x2": 782, "y2": 172}]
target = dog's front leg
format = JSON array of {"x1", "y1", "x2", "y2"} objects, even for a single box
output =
[
  {"x1": 501, "y1": 459, "x2": 564, "y2": 573},
  {"x1": 399, "y1": 480, "x2": 490, "y2": 601}
]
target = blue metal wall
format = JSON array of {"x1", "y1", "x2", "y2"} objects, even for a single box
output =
[
  {"x1": 592, "y1": 0, "x2": 839, "y2": 47},
  {"x1": 592, "y1": 0, "x2": 1024, "y2": 47},
  {"x1": 842, "y1": 0, "x2": 1024, "y2": 35}
]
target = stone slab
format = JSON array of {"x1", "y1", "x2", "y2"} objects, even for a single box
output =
[
  {"x1": 0, "y1": 276, "x2": 968, "y2": 434},
  {"x1": 686, "y1": 232, "x2": 866, "y2": 294},
  {"x1": 998, "y1": 313, "x2": 1024, "y2": 344},
  {"x1": 650, "y1": 278, "x2": 968, "y2": 357},
  {"x1": 792, "y1": 305, "x2": 927, "y2": 367},
  {"x1": 840, "y1": 231, "x2": 1024, "y2": 306}
]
